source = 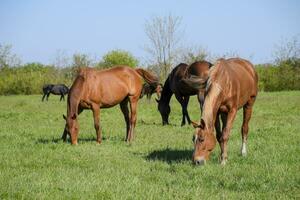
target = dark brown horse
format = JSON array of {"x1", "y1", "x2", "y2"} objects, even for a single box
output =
[
  {"x1": 156, "y1": 61, "x2": 212, "y2": 126},
  {"x1": 62, "y1": 66, "x2": 159, "y2": 145},
  {"x1": 187, "y1": 58, "x2": 258, "y2": 165}
]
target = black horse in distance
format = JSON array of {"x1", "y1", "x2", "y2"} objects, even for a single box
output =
[{"x1": 42, "y1": 84, "x2": 69, "y2": 101}]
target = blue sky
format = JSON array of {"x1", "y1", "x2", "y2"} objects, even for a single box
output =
[{"x1": 0, "y1": 0, "x2": 299, "y2": 64}]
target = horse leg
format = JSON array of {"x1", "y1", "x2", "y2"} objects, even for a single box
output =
[
  {"x1": 92, "y1": 104, "x2": 101, "y2": 144},
  {"x1": 197, "y1": 90, "x2": 205, "y2": 114},
  {"x1": 215, "y1": 113, "x2": 222, "y2": 144},
  {"x1": 46, "y1": 93, "x2": 50, "y2": 101},
  {"x1": 241, "y1": 98, "x2": 255, "y2": 156},
  {"x1": 175, "y1": 94, "x2": 186, "y2": 126},
  {"x1": 220, "y1": 109, "x2": 237, "y2": 165},
  {"x1": 147, "y1": 93, "x2": 151, "y2": 103},
  {"x1": 42, "y1": 93, "x2": 46, "y2": 101},
  {"x1": 127, "y1": 96, "x2": 138, "y2": 142},
  {"x1": 183, "y1": 96, "x2": 191, "y2": 125},
  {"x1": 61, "y1": 107, "x2": 83, "y2": 142},
  {"x1": 120, "y1": 98, "x2": 130, "y2": 141},
  {"x1": 60, "y1": 94, "x2": 63, "y2": 101}
]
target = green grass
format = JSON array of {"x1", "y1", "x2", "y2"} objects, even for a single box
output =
[{"x1": 0, "y1": 92, "x2": 299, "y2": 199}]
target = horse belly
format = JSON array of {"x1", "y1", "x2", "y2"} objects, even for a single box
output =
[{"x1": 97, "y1": 82, "x2": 129, "y2": 108}]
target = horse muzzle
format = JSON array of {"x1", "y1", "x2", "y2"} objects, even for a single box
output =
[{"x1": 193, "y1": 156, "x2": 206, "y2": 166}]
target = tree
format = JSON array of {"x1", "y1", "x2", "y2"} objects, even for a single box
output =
[
  {"x1": 273, "y1": 35, "x2": 300, "y2": 65},
  {"x1": 72, "y1": 53, "x2": 92, "y2": 68},
  {"x1": 97, "y1": 49, "x2": 139, "y2": 69},
  {"x1": 52, "y1": 49, "x2": 70, "y2": 68},
  {"x1": 178, "y1": 45, "x2": 209, "y2": 65},
  {"x1": 0, "y1": 44, "x2": 21, "y2": 69},
  {"x1": 144, "y1": 14, "x2": 183, "y2": 80}
]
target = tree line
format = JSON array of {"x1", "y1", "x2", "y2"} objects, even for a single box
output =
[{"x1": 0, "y1": 14, "x2": 299, "y2": 95}]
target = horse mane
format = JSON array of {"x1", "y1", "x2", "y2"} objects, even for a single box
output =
[{"x1": 205, "y1": 59, "x2": 226, "y2": 93}]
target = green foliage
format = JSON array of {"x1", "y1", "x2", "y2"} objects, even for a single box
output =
[
  {"x1": 98, "y1": 49, "x2": 139, "y2": 68},
  {"x1": 256, "y1": 59, "x2": 300, "y2": 91},
  {"x1": 0, "y1": 92, "x2": 299, "y2": 199},
  {"x1": 0, "y1": 63, "x2": 73, "y2": 95},
  {"x1": 72, "y1": 53, "x2": 92, "y2": 68}
]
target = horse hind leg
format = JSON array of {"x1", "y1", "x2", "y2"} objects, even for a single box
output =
[
  {"x1": 91, "y1": 104, "x2": 101, "y2": 144},
  {"x1": 241, "y1": 99, "x2": 255, "y2": 156},
  {"x1": 127, "y1": 95, "x2": 139, "y2": 142},
  {"x1": 120, "y1": 98, "x2": 130, "y2": 142}
]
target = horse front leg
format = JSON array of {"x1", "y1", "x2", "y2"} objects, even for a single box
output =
[
  {"x1": 220, "y1": 109, "x2": 237, "y2": 165},
  {"x1": 46, "y1": 93, "x2": 50, "y2": 101},
  {"x1": 120, "y1": 99, "x2": 130, "y2": 142},
  {"x1": 183, "y1": 96, "x2": 191, "y2": 125},
  {"x1": 175, "y1": 94, "x2": 186, "y2": 126},
  {"x1": 42, "y1": 93, "x2": 46, "y2": 101}
]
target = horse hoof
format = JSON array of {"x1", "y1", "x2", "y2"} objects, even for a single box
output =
[
  {"x1": 220, "y1": 159, "x2": 227, "y2": 166},
  {"x1": 96, "y1": 141, "x2": 102, "y2": 145}
]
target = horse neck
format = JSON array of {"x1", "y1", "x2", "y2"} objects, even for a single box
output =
[
  {"x1": 67, "y1": 76, "x2": 84, "y2": 118},
  {"x1": 202, "y1": 83, "x2": 222, "y2": 129},
  {"x1": 160, "y1": 77, "x2": 173, "y2": 104},
  {"x1": 67, "y1": 95, "x2": 79, "y2": 118}
]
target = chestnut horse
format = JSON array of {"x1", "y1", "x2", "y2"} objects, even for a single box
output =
[
  {"x1": 61, "y1": 66, "x2": 159, "y2": 145},
  {"x1": 157, "y1": 61, "x2": 212, "y2": 126},
  {"x1": 187, "y1": 58, "x2": 258, "y2": 165}
]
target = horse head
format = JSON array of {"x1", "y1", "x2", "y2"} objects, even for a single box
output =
[
  {"x1": 156, "y1": 98, "x2": 170, "y2": 125},
  {"x1": 62, "y1": 114, "x2": 79, "y2": 145},
  {"x1": 191, "y1": 119, "x2": 216, "y2": 165}
]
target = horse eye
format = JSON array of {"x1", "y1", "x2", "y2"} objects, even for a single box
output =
[{"x1": 198, "y1": 137, "x2": 204, "y2": 142}]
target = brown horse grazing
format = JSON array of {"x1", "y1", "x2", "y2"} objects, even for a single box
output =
[
  {"x1": 187, "y1": 58, "x2": 258, "y2": 165},
  {"x1": 156, "y1": 61, "x2": 212, "y2": 126},
  {"x1": 61, "y1": 66, "x2": 159, "y2": 145}
]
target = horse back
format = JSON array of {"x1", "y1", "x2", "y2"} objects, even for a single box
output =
[
  {"x1": 216, "y1": 58, "x2": 258, "y2": 107},
  {"x1": 72, "y1": 67, "x2": 142, "y2": 108}
]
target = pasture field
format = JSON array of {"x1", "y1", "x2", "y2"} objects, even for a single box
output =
[{"x1": 0, "y1": 91, "x2": 299, "y2": 199}]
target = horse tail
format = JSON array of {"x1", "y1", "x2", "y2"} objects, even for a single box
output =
[
  {"x1": 135, "y1": 68, "x2": 159, "y2": 87},
  {"x1": 181, "y1": 75, "x2": 207, "y2": 90}
]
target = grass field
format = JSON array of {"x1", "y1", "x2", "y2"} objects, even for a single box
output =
[{"x1": 0, "y1": 91, "x2": 299, "y2": 199}]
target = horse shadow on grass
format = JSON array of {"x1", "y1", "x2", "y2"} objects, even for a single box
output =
[
  {"x1": 145, "y1": 148, "x2": 193, "y2": 164},
  {"x1": 139, "y1": 119, "x2": 180, "y2": 127},
  {"x1": 36, "y1": 137, "x2": 95, "y2": 144},
  {"x1": 36, "y1": 135, "x2": 123, "y2": 144}
]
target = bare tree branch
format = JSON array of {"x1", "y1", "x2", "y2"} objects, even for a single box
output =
[{"x1": 143, "y1": 14, "x2": 184, "y2": 80}]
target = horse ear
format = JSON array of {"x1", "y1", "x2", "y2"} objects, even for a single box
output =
[
  {"x1": 71, "y1": 113, "x2": 77, "y2": 120},
  {"x1": 155, "y1": 98, "x2": 160, "y2": 103},
  {"x1": 199, "y1": 119, "x2": 206, "y2": 129},
  {"x1": 63, "y1": 114, "x2": 67, "y2": 120},
  {"x1": 191, "y1": 121, "x2": 199, "y2": 128}
]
